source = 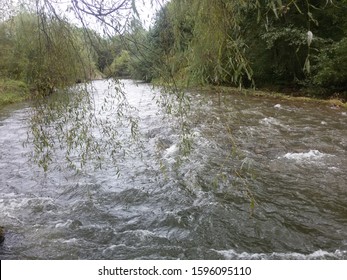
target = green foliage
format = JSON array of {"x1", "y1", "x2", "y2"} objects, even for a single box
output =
[
  {"x1": 145, "y1": 0, "x2": 256, "y2": 87},
  {"x1": 84, "y1": 31, "x2": 114, "y2": 73},
  {"x1": 246, "y1": 0, "x2": 347, "y2": 90},
  {"x1": 250, "y1": 25, "x2": 308, "y2": 85},
  {"x1": 28, "y1": 80, "x2": 139, "y2": 172},
  {"x1": 0, "y1": 12, "x2": 97, "y2": 95},
  {"x1": 313, "y1": 38, "x2": 347, "y2": 89},
  {"x1": 125, "y1": 18, "x2": 165, "y2": 82},
  {"x1": 2, "y1": 0, "x2": 347, "y2": 98},
  {"x1": 106, "y1": 50, "x2": 131, "y2": 77},
  {"x1": 0, "y1": 78, "x2": 29, "y2": 106},
  {"x1": 138, "y1": 0, "x2": 347, "y2": 95}
]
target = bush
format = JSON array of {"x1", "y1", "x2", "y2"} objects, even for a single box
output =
[
  {"x1": 104, "y1": 50, "x2": 131, "y2": 78},
  {"x1": 313, "y1": 38, "x2": 347, "y2": 90},
  {"x1": 0, "y1": 78, "x2": 29, "y2": 106}
]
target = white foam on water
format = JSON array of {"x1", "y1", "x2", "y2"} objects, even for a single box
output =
[
  {"x1": 105, "y1": 244, "x2": 119, "y2": 251},
  {"x1": 0, "y1": 195, "x2": 39, "y2": 224},
  {"x1": 274, "y1": 104, "x2": 282, "y2": 109},
  {"x1": 191, "y1": 129, "x2": 201, "y2": 138},
  {"x1": 121, "y1": 229, "x2": 157, "y2": 240},
  {"x1": 62, "y1": 238, "x2": 78, "y2": 244},
  {"x1": 55, "y1": 220, "x2": 73, "y2": 228},
  {"x1": 102, "y1": 244, "x2": 129, "y2": 256},
  {"x1": 163, "y1": 144, "x2": 179, "y2": 164},
  {"x1": 279, "y1": 150, "x2": 327, "y2": 161},
  {"x1": 260, "y1": 117, "x2": 281, "y2": 126},
  {"x1": 215, "y1": 249, "x2": 346, "y2": 260},
  {"x1": 3, "y1": 213, "x2": 24, "y2": 224},
  {"x1": 164, "y1": 144, "x2": 178, "y2": 157},
  {"x1": 328, "y1": 166, "x2": 339, "y2": 171}
]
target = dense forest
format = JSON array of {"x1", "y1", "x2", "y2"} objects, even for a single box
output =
[
  {"x1": 137, "y1": 0, "x2": 347, "y2": 98},
  {"x1": 1, "y1": 0, "x2": 347, "y2": 106}
]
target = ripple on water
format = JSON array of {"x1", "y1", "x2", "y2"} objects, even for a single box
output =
[
  {"x1": 214, "y1": 249, "x2": 347, "y2": 260},
  {"x1": 1, "y1": 80, "x2": 347, "y2": 260},
  {"x1": 278, "y1": 149, "x2": 328, "y2": 161}
]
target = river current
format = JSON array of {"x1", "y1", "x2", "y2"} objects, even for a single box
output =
[{"x1": 1, "y1": 80, "x2": 346, "y2": 259}]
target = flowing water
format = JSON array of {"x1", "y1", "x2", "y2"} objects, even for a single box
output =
[{"x1": 1, "y1": 80, "x2": 347, "y2": 259}]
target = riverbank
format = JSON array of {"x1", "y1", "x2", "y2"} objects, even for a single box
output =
[
  {"x1": 1, "y1": 77, "x2": 346, "y2": 110},
  {"x1": 190, "y1": 84, "x2": 347, "y2": 109},
  {"x1": 151, "y1": 77, "x2": 347, "y2": 109},
  {"x1": 0, "y1": 226, "x2": 4, "y2": 243},
  {"x1": 0, "y1": 79, "x2": 29, "y2": 107}
]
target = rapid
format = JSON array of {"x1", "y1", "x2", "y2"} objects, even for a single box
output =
[{"x1": 1, "y1": 80, "x2": 346, "y2": 259}]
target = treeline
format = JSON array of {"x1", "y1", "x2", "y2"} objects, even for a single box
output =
[
  {"x1": 0, "y1": 12, "x2": 95, "y2": 96},
  {"x1": 129, "y1": 0, "x2": 347, "y2": 98},
  {"x1": 1, "y1": 0, "x2": 347, "y2": 102},
  {"x1": 0, "y1": 8, "x2": 148, "y2": 100}
]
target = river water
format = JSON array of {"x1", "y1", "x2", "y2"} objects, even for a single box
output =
[{"x1": 1, "y1": 80, "x2": 347, "y2": 259}]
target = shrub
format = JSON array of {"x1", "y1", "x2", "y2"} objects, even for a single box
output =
[{"x1": 0, "y1": 78, "x2": 29, "y2": 106}]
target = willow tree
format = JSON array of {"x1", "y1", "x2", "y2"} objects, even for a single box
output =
[
  {"x1": 140, "y1": 0, "x2": 346, "y2": 95},
  {"x1": 0, "y1": 12, "x2": 96, "y2": 94},
  {"x1": 123, "y1": 0, "x2": 256, "y2": 86}
]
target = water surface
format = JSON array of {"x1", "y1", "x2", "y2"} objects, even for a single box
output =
[{"x1": 1, "y1": 80, "x2": 346, "y2": 259}]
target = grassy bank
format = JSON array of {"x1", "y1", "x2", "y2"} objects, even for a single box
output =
[
  {"x1": 1, "y1": 76, "x2": 346, "y2": 110},
  {"x1": 153, "y1": 77, "x2": 347, "y2": 109},
  {"x1": 0, "y1": 79, "x2": 30, "y2": 107},
  {"x1": 237, "y1": 88, "x2": 346, "y2": 109},
  {"x1": 193, "y1": 84, "x2": 347, "y2": 109}
]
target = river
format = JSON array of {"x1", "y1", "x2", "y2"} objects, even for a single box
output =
[{"x1": 1, "y1": 79, "x2": 346, "y2": 259}]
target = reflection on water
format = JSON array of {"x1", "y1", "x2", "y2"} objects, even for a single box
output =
[{"x1": 0, "y1": 80, "x2": 347, "y2": 259}]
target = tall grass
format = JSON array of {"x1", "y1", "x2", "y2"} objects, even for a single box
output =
[{"x1": 0, "y1": 79, "x2": 29, "y2": 106}]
